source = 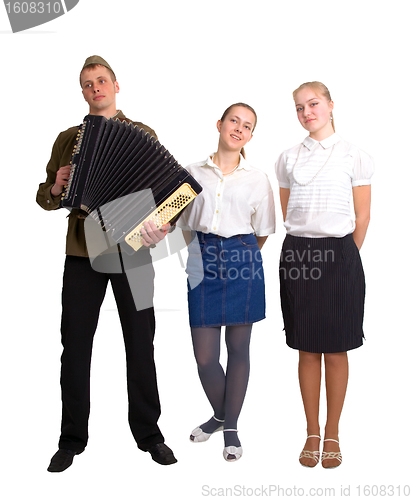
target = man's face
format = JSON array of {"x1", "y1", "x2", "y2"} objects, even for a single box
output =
[{"x1": 80, "y1": 65, "x2": 119, "y2": 116}]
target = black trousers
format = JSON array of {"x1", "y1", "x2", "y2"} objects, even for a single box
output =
[{"x1": 58, "y1": 254, "x2": 164, "y2": 452}]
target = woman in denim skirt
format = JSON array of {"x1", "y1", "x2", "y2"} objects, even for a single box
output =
[{"x1": 178, "y1": 103, "x2": 276, "y2": 461}]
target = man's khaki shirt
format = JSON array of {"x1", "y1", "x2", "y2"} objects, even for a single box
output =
[{"x1": 36, "y1": 111, "x2": 157, "y2": 257}]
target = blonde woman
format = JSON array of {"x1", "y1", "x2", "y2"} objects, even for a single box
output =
[
  {"x1": 275, "y1": 82, "x2": 373, "y2": 468},
  {"x1": 179, "y1": 103, "x2": 276, "y2": 462}
]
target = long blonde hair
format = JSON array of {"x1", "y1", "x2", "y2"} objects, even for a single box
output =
[
  {"x1": 220, "y1": 102, "x2": 257, "y2": 158},
  {"x1": 293, "y1": 81, "x2": 335, "y2": 132}
]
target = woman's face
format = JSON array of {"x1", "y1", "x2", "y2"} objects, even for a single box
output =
[
  {"x1": 217, "y1": 106, "x2": 255, "y2": 151},
  {"x1": 294, "y1": 87, "x2": 334, "y2": 140}
]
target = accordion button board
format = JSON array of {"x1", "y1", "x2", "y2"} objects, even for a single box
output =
[{"x1": 125, "y1": 183, "x2": 197, "y2": 251}]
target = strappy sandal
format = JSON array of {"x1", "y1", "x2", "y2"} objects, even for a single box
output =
[
  {"x1": 299, "y1": 435, "x2": 321, "y2": 467},
  {"x1": 321, "y1": 438, "x2": 342, "y2": 469}
]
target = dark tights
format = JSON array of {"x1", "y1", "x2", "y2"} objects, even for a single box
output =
[{"x1": 191, "y1": 325, "x2": 252, "y2": 447}]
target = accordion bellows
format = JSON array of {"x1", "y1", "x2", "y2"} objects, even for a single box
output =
[{"x1": 61, "y1": 115, "x2": 202, "y2": 253}]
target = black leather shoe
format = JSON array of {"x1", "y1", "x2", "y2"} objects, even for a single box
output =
[
  {"x1": 143, "y1": 443, "x2": 177, "y2": 465},
  {"x1": 47, "y1": 449, "x2": 77, "y2": 472}
]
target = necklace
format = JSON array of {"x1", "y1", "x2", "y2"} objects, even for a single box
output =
[
  {"x1": 212, "y1": 155, "x2": 239, "y2": 176},
  {"x1": 223, "y1": 164, "x2": 239, "y2": 176},
  {"x1": 292, "y1": 143, "x2": 335, "y2": 186}
]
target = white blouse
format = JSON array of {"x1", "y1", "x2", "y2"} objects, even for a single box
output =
[
  {"x1": 178, "y1": 154, "x2": 276, "y2": 238},
  {"x1": 275, "y1": 134, "x2": 374, "y2": 238}
]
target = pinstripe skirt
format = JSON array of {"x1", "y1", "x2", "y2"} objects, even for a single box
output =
[{"x1": 279, "y1": 234, "x2": 365, "y2": 353}]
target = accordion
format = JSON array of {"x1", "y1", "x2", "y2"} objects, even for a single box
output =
[{"x1": 61, "y1": 115, "x2": 202, "y2": 254}]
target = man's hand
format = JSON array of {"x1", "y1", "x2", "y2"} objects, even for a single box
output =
[
  {"x1": 51, "y1": 165, "x2": 72, "y2": 197},
  {"x1": 140, "y1": 221, "x2": 171, "y2": 247}
]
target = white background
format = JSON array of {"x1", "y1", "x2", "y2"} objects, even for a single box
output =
[{"x1": 0, "y1": 1, "x2": 410, "y2": 498}]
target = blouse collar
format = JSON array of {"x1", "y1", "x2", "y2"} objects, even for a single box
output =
[
  {"x1": 303, "y1": 133, "x2": 341, "y2": 150},
  {"x1": 205, "y1": 153, "x2": 251, "y2": 171}
]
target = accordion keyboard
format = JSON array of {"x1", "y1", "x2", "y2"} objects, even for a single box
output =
[{"x1": 125, "y1": 183, "x2": 197, "y2": 251}]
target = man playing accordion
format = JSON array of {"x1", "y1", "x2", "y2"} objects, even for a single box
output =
[{"x1": 36, "y1": 55, "x2": 177, "y2": 472}]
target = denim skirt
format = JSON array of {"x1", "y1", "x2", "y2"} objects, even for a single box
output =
[
  {"x1": 279, "y1": 233, "x2": 365, "y2": 353},
  {"x1": 187, "y1": 232, "x2": 265, "y2": 327}
]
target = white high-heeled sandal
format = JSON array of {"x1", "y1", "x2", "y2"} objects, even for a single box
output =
[
  {"x1": 321, "y1": 438, "x2": 342, "y2": 468},
  {"x1": 223, "y1": 429, "x2": 242, "y2": 462},
  {"x1": 190, "y1": 416, "x2": 224, "y2": 443},
  {"x1": 299, "y1": 435, "x2": 321, "y2": 467}
]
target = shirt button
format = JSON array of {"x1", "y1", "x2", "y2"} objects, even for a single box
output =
[{"x1": 216, "y1": 210, "x2": 219, "y2": 213}]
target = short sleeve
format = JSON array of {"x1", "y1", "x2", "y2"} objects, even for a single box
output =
[
  {"x1": 352, "y1": 148, "x2": 374, "y2": 187},
  {"x1": 251, "y1": 176, "x2": 276, "y2": 236},
  {"x1": 275, "y1": 151, "x2": 290, "y2": 189}
]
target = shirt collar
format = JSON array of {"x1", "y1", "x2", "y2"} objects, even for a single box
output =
[
  {"x1": 112, "y1": 110, "x2": 124, "y2": 120},
  {"x1": 303, "y1": 133, "x2": 341, "y2": 150},
  {"x1": 204, "y1": 153, "x2": 251, "y2": 171}
]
